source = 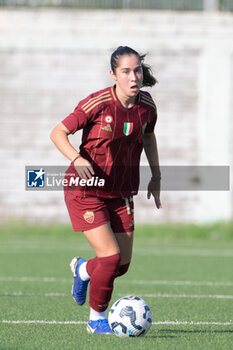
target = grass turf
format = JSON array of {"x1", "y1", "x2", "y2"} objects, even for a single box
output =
[{"x1": 0, "y1": 222, "x2": 233, "y2": 349}]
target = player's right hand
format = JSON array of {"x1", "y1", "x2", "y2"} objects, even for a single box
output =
[{"x1": 73, "y1": 156, "x2": 95, "y2": 180}]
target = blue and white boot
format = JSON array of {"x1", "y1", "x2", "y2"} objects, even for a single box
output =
[
  {"x1": 70, "y1": 257, "x2": 90, "y2": 306},
  {"x1": 87, "y1": 319, "x2": 113, "y2": 335}
]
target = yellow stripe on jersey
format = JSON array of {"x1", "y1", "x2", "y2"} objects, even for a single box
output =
[
  {"x1": 82, "y1": 91, "x2": 111, "y2": 111},
  {"x1": 84, "y1": 97, "x2": 113, "y2": 114},
  {"x1": 111, "y1": 87, "x2": 117, "y2": 101},
  {"x1": 82, "y1": 93, "x2": 112, "y2": 112}
]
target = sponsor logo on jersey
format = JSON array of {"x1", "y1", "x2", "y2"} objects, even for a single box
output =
[
  {"x1": 105, "y1": 115, "x2": 113, "y2": 123},
  {"x1": 102, "y1": 124, "x2": 112, "y2": 132},
  {"x1": 123, "y1": 122, "x2": 133, "y2": 136},
  {"x1": 83, "y1": 211, "x2": 95, "y2": 224}
]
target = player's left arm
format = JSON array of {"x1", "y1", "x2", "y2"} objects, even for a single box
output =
[{"x1": 142, "y1": 132, "x2": 162, "y2": 209}]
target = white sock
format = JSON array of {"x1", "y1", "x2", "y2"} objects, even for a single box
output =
[
  {"x1": 89, "y1": 308, "x2": 107, "y2": 321},
  {"x1": 79, "y1": 261, "x2": 90, "y2": 281}
]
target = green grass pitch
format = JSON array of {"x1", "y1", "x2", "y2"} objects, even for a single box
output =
[{"x1": 0, "y1": 222, "x2": 233, "y2": 350}]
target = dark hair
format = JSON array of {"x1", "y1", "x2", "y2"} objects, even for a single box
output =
[{"x1": 110, "y1": 46, "x2": 157, "y2": 87}]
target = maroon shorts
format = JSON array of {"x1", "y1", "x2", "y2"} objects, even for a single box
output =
[{"x1": 64, "y1": 192, "x2": 134, "y2": 233}]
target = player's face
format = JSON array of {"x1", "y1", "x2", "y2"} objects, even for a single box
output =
[{"x1": 111, "y1": 54, "x2": 143, "y2": 99}]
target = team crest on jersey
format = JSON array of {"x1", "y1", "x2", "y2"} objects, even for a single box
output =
[
  {"x1": 83, "y1": 211, "x2": 95, "y2": 224},
  {"x1": 123, "y1": 122, "x2": 133, "y2": 136},
  {"x1": 104, "y1": 115, "x2": 113, "y2": 123}
]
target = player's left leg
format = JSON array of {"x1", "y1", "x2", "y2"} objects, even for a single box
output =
[
  {"x1": 114, "y1": 230, "x2": 134, "y2": 277},
  {"x1": 109, "y1": 196, "x2": 135, "y2": 277},
  {"x1": 83, "y1": 223, "x2": 120, "y2": 334}
]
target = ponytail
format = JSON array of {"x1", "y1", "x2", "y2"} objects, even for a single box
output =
[
  {"x1": 140, "y1": 54, "x2": 158, "y2": 87},
  {"x1": 110, "y1": 46, "x2": 157, "y2": 87}
]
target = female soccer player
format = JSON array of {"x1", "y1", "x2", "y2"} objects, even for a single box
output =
[{"x1": 50, "y1": 46, "x2": 161, "y2": 334}]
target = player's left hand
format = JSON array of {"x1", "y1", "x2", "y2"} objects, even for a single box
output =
[{"x1": 147, "y1": 179, "x2": 162, "y2": 209}]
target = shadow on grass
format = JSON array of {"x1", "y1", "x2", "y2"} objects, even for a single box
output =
[
  {"x1": 160, "y1": 329, "x2": 233, "y2": 335},
  {"x1": 144, "y1": 327, "x2": 233, "y2": 339},
  {"x1": 145, "y1": 328, "x2": 178, "y2": 339}
]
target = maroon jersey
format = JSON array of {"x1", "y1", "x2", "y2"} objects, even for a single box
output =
[{"x1": 62, "y1": 85, "x2": 157, "y2": 198}]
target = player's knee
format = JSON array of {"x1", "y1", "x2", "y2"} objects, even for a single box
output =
[
  {"x1": 116, "y1": 262, "x2": 130, "y2": 278},
  {"x1": 98, "y1": 253, "x2": 121, "y2": 274}
]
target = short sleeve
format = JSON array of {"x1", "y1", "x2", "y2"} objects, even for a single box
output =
[
  {"x1": 61, "y1": 103, "x2": 91, "y2": 135},
  {"x1": 144, "y1": 105, "x2": 157, "y2": 134}
]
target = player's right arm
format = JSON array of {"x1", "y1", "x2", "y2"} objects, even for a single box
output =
[{"x1": 50, "y1": 122, "x2": 94, "y2": 180}]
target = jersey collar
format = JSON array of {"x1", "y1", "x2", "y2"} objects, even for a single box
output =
[{"x1": 110, "y1": 85, "x2": 140, "y2": 112}]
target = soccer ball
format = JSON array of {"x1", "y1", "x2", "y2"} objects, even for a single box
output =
[{"x1": 108, "y1": 296, "x2": 152, "y2": 337}]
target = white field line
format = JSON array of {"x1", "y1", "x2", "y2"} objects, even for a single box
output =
[
  {"x1": 0, "y1": 277, "x2": 71, "y2": 283},
  {"x1": 2, "y1": 292, "x2": 68, "y2": 297},
  {"x1": 1, "y1": 243, "x2": 233, "y2": 257},
  {"x1": 1, "y1": 320, "x2": 233, "y2": 326},
  {"x1": 0, "y1": 243, "x2": 89, "y2": 252},
  {"x1": 128, "y1": 280, "x2": 233, "y2": 287},
  {"x1": 1, "y1": 276, "x2": 233, "y2": 287},
  {"x1": 2, "y1": 291, "x2": 233, "y2": 300},
  {"x1": 133, "y1": 248, "x2": 233, "y2": 258},
  {"x1": 134, "y1": 293, "x2": 233, "y2": 300},
  {"x1": 1, "y1": 320, "x2": 86, "y2": 325}
]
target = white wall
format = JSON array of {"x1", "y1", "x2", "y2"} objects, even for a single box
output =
[{"x1": 0, "y1": 9, "x2": 232, "y2": 224}]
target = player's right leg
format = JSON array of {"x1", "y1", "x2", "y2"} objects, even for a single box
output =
[
  {"x1": 65, "y1": 195, "x2": 113, "y2": 308},
  {"x1": 70, "y1": 223, "x2": 120, "y2": 309}
]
